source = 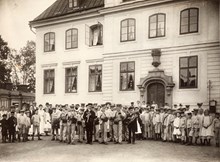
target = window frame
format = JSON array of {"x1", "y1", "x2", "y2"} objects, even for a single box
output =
[
  {"x1": 180, "y1": 8, "x2": 199, "y2": 35},
  {"x1": 85, "y1": 23, "x2": 103, "y2": 47},
  {"x1": 65, "y1": 67, "x2": 78, "y2": 93},
  {"x1": 120, "y1": 18, "x2": 136, "y2": 42},
  {"x1": 44, "y1": 69, "x2": 55, "y2": 94},
  {"x1": 44, "y1": 32, "x2": 55, "y2": 52},
  {"x1": 69, "y1": 0, "x2": 78, "y2": 8},
  {"x1": 148, "y1": 13, "x2": 166, "y2": 39},
  {"x1": 120, "y1": 61, "x2": 135, "y2": 91},
  {"x1": 88, "y1": 64, "x2": 102, "y2": 92},
  {"x1": 65, "y1": 28, "x2": 78, "y2": 50},
  {"x1": 179, "y1": 56, "x2": 198, "y2": 89}
]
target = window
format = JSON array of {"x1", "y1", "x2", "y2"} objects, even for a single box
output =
[
  {"x1": 66, "y1": 28, "x2": 78, "y2": 49},
  {"x1": 44, "y1": 32, "x2": 55, "y2": 52},
  {"x1": 89, "y1": 65, "x2": 102, "y2": 92},
  {"x1": 120, "y1": 62, "x2": 135, "y2": 91},
  {"x1": 149, "y1": 13, "x2": 166, "y2": 38},
  {"x1": 44, "y1": 69, "x2": 55, "y2": 94},
  {"x1": 69, "y1": 0, "x2": 78, "y2": 8},
  {"x1": 85, "y1": 23, "x2": 103, "y2": 46},
  {"x1": 123, "y1": 0, "x2": 134, "y2": 2},
  {"x1": 180, "y1": 8, "x2": 199, "y2": 34},
  {"x1": 179, "y1": 56, "x2": 198, "y2": 89},
  {"x1": 121, "y1": 19, "x2": 136, "y2": 42},
  {"x1": 65, "y1": 67, "x2": 77, "y2": 93}
]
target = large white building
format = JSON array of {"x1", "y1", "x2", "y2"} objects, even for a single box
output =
[{"x1": 30, "y1": 0, "x2": 220, "y2": 112}]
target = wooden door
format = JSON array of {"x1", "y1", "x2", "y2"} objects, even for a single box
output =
[{"x1": 147, "y1": 83, "x2": 165, "y2": 108}]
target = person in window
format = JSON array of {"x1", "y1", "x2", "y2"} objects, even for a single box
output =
[
  {"x1": 96, "y1": 74, "x2": 101, "y2": 91},
  {"x1": 128, "y1": 75, "x2": 134, "y2": 90},
  {"x1": 90, "y1": 24, "x2": 103, "y2": 46},
  {"x1": 71, "y1": 77, "x2": 77, "y2": 92}
]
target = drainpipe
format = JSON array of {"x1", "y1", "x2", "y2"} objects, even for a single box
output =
[{"x1": 29, "y1": 24, "x2": 36, "y2": 35}]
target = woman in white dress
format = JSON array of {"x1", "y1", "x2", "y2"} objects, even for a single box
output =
[
  {"x1": 201, "y1": 109, "x2": 213, "y2": 146},
  {"x1": 44, "y1": 108, "x2": 51, "y2": 136},
  {"x1": 173, "y1": 111, "x2": 181, "y2": 142},
  {"x1": 38, "y1": 105, "x2": 45, "y2": 135}
]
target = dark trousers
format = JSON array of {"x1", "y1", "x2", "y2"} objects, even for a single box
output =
[
  {"x1": 128, "y1": 128, "x2": 136, "y2": 143},
  {"x1": 86, "y1": 125, "x2": 93, "y2": 143},
  {"x1": 2, "y1": 128, "x2": 7, "y2": 142},
  {"x1": 9, "y1": 128, "x2": 16, "y2": 142}
]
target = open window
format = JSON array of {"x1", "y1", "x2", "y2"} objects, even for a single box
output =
[{"x1": 85, "y1": 23, "x2": 103, "y2": 47}]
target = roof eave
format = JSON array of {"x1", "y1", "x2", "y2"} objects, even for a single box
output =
[{"x1": 29, "y1": 6, "x2": 104, "y2": 28}]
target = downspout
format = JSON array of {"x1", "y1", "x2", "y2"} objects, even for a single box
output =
[{"x1": 29, "y1": 24, "x2": 36, "y2": 35}]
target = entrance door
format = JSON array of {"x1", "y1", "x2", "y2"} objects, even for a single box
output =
[{"x1": 147, "y1": 82, "x2": 165, "y2": 108}]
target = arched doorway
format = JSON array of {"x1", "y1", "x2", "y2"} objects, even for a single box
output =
[{"x1": 147, "y1": 82, "x2": 165, "y2": 108}]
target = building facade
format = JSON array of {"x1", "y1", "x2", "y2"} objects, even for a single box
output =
[{"x1": 30, "y1": 0, "x2": 220, "y2": 111}]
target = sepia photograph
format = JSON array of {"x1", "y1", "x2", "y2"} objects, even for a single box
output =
[{"x1": 0, "y1": 0, "x2": 220, "y2": 162}]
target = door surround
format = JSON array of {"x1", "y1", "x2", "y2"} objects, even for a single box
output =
[{"x1": 137, "y1": 69, "x2": 175, "y2": 107}]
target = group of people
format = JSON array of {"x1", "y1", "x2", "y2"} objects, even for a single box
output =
[{"x1": 0, "y1": 101, "x2": 220, "y2": 148}]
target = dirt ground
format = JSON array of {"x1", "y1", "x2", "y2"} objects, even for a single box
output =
[{"x1": 0, "y1": 137, "x2": 219, "y2": 162}]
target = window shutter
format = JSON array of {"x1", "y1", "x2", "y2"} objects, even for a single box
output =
[{"x1": 85, "y1": 24, "x2": 91, "y2": 46}]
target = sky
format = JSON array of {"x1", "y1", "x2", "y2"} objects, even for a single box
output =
[{"x1": 0, "y1": 0, "x2": 56, "y2": 51}]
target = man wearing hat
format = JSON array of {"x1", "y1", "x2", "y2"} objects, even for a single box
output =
[
  {"x1": 197, "y1": 103, "x2": 203, "y2": 110},
  {"x1": 67, "y1": 108, "x2": 77, "y2": 145},
  {"x1": 51, "y1": 107, "x2": 60, "y2": 141},
  {"x1": 76, "y1": 108, "x2": 85, "y2": 143},
  {"x1": 17, "y1": 109, "x2": 26, "y2": 142},
  {"x1": 154, "y1": 109, "x2": 161, "y2": 140},
  {"x1": 173, "y1": 104, "x2": 178, "y2": 110},
  {"x1": 8, "y1": 111, "x2": 17, "y2": 143},
  {"x1": 24, "y1": 111, "x2": 31, "y2": 141},
  {"x1": 180, "y1": 111, "x2": 187, "y2": 144},
  {"x1": 83, "y1": 103, "x2": 96, "y2": 144},
  {"x1": 213, "y1": 113, "x2": 220, "y2": 147},
  {"x1": 99, "y1": 105, "x2": 108, "y2": 144},
  {"x1": 0, "y1": 114, "x2": 8, "y2": 143},
  {"x1": 122, "y1": 106, "x2": 129, "y2": 142},
  {"x1": 60, "y1": 105, "x2": 68, "y2": 143},
  {"x1": 166, "y1": 109, "x2": 174, "y2": 141},
  {"x1": 113, "y1": 104, "x2": 125, "y2": 144},
  {"x1": 162, "y1": 108, "x2": 169, "y2": 142},
  {"x1": 31, "y1": 109, "x2": 42, "y2": 140},
  {"x1": 106, "y1": 102, "x2": 114, "y2": 142},
  {"x1": 140, "y1": 107, "x2": 151, "y2": 140},
  {"x1": 164, "y1": 103, "x2": 170, "y2": 109},
  {"x1": 80, "y1": 103, "x2": 85, "y2": 110},
  {"x1": 186, "y1": 112, "x2": 192, "y2": 145},
  {"x1": 190, "y1": 108, "x2": 200, "y2": 145},
  {"x1": 93, "y1": 104, "x2": 100, "y2": 142}
]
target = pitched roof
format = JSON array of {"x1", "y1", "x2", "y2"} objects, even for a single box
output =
[{"x1": 33, "y1": 0, "x2": 104, "y2": 22}]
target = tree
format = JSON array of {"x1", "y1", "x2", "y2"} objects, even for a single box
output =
[
  {"x1": 0, "y1": 35, "x2": 11, "y2": 83},
  {"x1": 8, "y1": 41, "x2": 36, "y2": 92},
  {"x1": 19, "y1": 40, "x2": 36, "y2": 84}
]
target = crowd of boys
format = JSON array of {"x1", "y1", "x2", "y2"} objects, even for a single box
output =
[{"x1": 0, "y1": 102, "x2": 220, "y2": 147}]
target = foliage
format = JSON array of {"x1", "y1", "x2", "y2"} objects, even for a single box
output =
[
  {"x1": 8, "y1": 41, "x2": 36, "y2": 92},
  {"x1": 0, "y1": 36, "x2": 11, "y2": 83}
]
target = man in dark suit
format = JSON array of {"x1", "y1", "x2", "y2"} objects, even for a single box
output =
[
  {"x1": 83, "y1": 103, "x2": 96, "y2": 144},
  {"x1": 8, "y1": 111, "x2": 17, "y2": 143},
  {"x1": 127, "y1": 110, "x2": 142, "y2": 144}
]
